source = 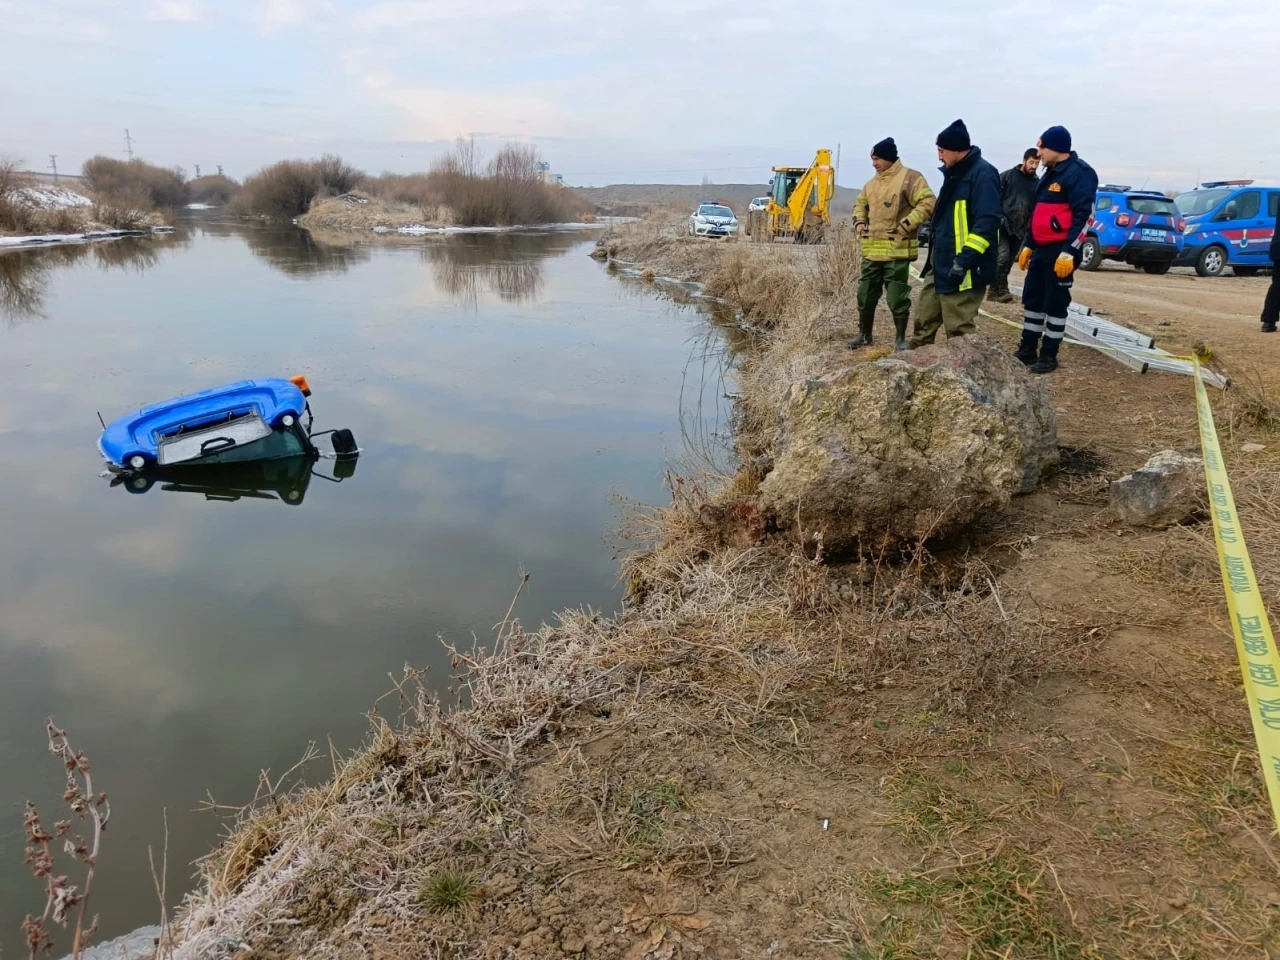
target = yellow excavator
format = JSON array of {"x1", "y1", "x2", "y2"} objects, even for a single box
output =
[{"x1": 749, "y1": 148, "x2": 834, "y2": 243}]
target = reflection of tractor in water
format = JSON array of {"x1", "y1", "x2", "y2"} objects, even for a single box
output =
[{"x1": 747, "y1": 149, "x2": 835, "y2": 244}]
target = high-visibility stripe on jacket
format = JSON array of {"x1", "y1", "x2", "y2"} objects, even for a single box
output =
[
  {"x1": 925, "y1": 145, "x2": 1001, "y2": 295},
  {"x1": 853, "y1": 160, "x2": 936, "y2": 262}
]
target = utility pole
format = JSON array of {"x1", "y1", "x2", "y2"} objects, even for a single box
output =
[
  {"x1": 49, "y1": 154, "x2": 58, "y2": 181},
  {"x1": 124, "y1": 128, "x2": 134, "y2": 160},
  {"x1": 194, "y1": 163, "x2": 201, "y2": 178},
  {"x1": 216, "y1": 164, "x2": 223, "y2": 177}
]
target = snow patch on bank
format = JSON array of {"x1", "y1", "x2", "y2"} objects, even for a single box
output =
[
  {"x1": 16, "y1": 185, "x2": 94, "y2": 209},
  {"x1": 0, "y1": 229, "x2": 148, "y2": 248}
]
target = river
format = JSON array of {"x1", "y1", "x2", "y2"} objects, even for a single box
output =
[{"x1": 0, "y1": 219, "x2": 731, "y2": 952}]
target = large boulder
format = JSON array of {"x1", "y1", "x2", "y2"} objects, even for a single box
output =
[
  {"x1": 1109, "y1": 450, "x2": 1204, "y2": 527},
  {"x1": 758, "y1": 335, "x2": 1058, "y2": 551}
]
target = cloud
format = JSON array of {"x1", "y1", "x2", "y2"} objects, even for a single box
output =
[
  {"x1": 340, "y1": 48, "x2": 569, "y2": 140},
  {"x1": 254, "y1": 0, "x2": 334, "y2": 32},
  {"x1": 146, "y1": 0, "x2": 205, "y2": 22},
  {"x1": 0, "y1": 0, "x2": 111, "y2": 41},
  {"x1": 351, "y1": 0, "x2": 590, "y2": 31}
]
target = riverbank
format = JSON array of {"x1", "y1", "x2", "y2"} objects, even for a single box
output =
[
  {"x1": 158, "y1": 218, "x2": 1280, "y2": 958},
  {"x1": 296, "y1": 192, "x2": 602, "y2": 235}
]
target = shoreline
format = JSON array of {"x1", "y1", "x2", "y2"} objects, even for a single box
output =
[
  {"x1": 92, "y1": 220, "x2": 1280, "y2": 958},
  {"x1": 0, "y1": 228, "x2": 156, "y2": 249}
]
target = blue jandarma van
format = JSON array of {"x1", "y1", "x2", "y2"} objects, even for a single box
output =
[{"x1": 1173, "y1": 180, "x2": 1278, "y2": 277}]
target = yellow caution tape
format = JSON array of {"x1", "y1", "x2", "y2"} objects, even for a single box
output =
[{"x1": 1194, "y1": 358, "x2": 1280, "y2": 831}]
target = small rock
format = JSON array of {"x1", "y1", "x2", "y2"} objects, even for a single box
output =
[
  {"x1": 560, "y1": 933, "x2": 586, "y2": 954},
  {"x1": 1242, "y1": 443, "x2": 1266, "y2": 453},
  {"x1": 1110, "y1": 450, "x2": 1205, "y2": 528}
]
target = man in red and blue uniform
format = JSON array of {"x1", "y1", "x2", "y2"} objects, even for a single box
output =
[{"x1": 1015, "y1": 126, "x2": 1099, "y2": 374}]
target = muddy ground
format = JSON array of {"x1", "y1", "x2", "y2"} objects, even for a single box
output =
[{"x1": 169, "y1": 232, "x2": 1280, "y2": 960}]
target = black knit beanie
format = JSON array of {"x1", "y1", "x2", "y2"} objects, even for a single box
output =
[
  {"x1": 936, "y1": 119, "x2": 971, "y2": 152},
  {"x1": 872, "y1": 137, "x2": 898, "y2": 162}
]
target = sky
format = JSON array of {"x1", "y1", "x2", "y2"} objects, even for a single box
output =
[{"x1": 2, "y1": 0, "x2": 1278, "y2": 190}]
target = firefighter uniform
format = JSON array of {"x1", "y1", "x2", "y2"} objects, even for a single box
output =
[
  {"x1": 851, "y1": 139, "x2": 936, "y2": 351},
  {"x1": 1016, "y1": 128, "x2": 1099, "y2": 373},
  {"x1": 911, "y1": 128, "x2": 1001, "y2": 347}
]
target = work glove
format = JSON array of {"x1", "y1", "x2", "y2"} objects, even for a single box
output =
[
  {"x1": 1054, "y1": 251, "x2": 1076, "y2": 279},
  {"x1": 898, "y1": 217, "x2": 914, "y2": 234},
  {"x1": 1017, "y1": 247, "x2": 1032, "y2": 271},
  {"x1": 854, "y1": 221, "x2": 869, "y2": 239},
  {"x1": 949, "y1": 260, "x2": 967, "y2": 280}
]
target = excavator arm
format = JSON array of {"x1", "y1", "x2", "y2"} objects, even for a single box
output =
[
  {"x1": 785, "y1": 148, "x2": 833, "y2": 235},
  {"x1": 760, "y1": 148, "x2": 834, "y2": 243}
]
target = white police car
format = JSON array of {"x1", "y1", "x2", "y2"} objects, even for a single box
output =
[
  {"x1": 688, "y1": 202, "x2": 738, "y2": 238},
  {"x1": 748, "y1": 196, "x2": 770, "y2": 212}
]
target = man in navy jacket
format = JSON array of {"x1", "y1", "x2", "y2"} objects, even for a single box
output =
[
  {"x1": 1014, "y1": 125, "x2": 1099, "y2": 373},
  {"x1": 909, "y1": 119, "x2": 1002, "y2": 347},
  {"x1": 1262, "y1": 222, "x2": 1280, "y2": 333}
]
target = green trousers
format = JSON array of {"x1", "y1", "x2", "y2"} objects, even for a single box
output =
[
  {"x1": 857, "y1": 258, "x2": 912, "y2": 321},
  {"x1": 909, "y1": 272, "x2": 985, "y2": 347}
]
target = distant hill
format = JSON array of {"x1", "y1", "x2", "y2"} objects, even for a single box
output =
[{"x1": 575, "y1": 182, "x2": 861, "y2": 218}]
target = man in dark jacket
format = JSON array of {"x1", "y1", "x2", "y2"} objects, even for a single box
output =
[
  {"x1": 910, "y1": 119, "x2": 1002, "y2": 347},
  {"x1": 1262, "y1": 224, "x2": 1280, "y2": 333},
  {"x1": 1015, "y1": 125, "x2": 1099, "y2": 374},
  {"x1": 989, "y1": 148, "x2": 1040, "y2": 302}
]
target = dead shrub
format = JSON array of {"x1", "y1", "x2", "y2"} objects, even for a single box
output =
[
  {"x1": 0, "y1": 157, "x2": 39, "y2": 233},
  {"x1": 231, "y1": 155, "x2": 366, "y2": 219},
  {"x1": 424, "y1": 140, "x2": 591, "y2": 226},
  {"x1": 91, "y1": 203, "x2": 159, "y2": 231},
  {"x1": 82, "y1": 155, "x2": 188, "y2": 209},
  {"x1": 187, "y1": 174, "x2": 241, "y2": 206}
]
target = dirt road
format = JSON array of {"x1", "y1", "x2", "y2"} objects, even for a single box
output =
[{"x1": 997, "y1": 262, "x2": 1278, "y2": 393}]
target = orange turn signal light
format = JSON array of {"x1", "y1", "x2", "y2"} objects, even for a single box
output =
[{"x1": 290, "y1": 374, "x2": 312, "y2": 397}]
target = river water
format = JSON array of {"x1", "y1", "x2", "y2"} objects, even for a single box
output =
[{"x1": 0, "y1": 220, "x2": 730, "y2": 951}]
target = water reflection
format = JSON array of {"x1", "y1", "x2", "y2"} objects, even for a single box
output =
[
  {"x1": 0, "y1": 237, "x2": 183, "y2": 323},
  {"x1": 420, "y1": 231, "x2": 582, "y2": 307},
  {"x1": 237, "y1": 225, "x2": 374, "y2": 277},
  {"x1": 108, "y1": 454, "x2": 357, "y2": 505}
]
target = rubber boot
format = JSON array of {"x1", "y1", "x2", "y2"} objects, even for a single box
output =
[
  {"x1": 1263, "y1": 321, "x2": 1277, "y2": 334},
  {"x1": 988, "y1": 284, "x2": 1014, "y2": 304},
  {"x1": 1030, "y1": 336, "x2": 1060, "y2": 374},
  {"x1": 1014, "y1": 330, "x2": 1039, "y2": 366},
  {"x1": 848, "y1": 312, "x2": 874, "y2": 349},
  {"x1": 892, "y1": 313, "x2": 909, "y2": 351}
]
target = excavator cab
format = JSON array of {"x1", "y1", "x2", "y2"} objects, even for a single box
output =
[{"x1": 771, "y1": 168, "x2": 805, "y2": 206}]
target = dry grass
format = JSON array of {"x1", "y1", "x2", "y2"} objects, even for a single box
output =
[
  {"x1": 297, "y1": 193, "x2": 432, "y2": 231},
  {"x1": 594, "y1": 216, "x2": 864, "y2": 458},
  {"x1": 170, "y1": 530, "x2": 1110, "y2": 958}
]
